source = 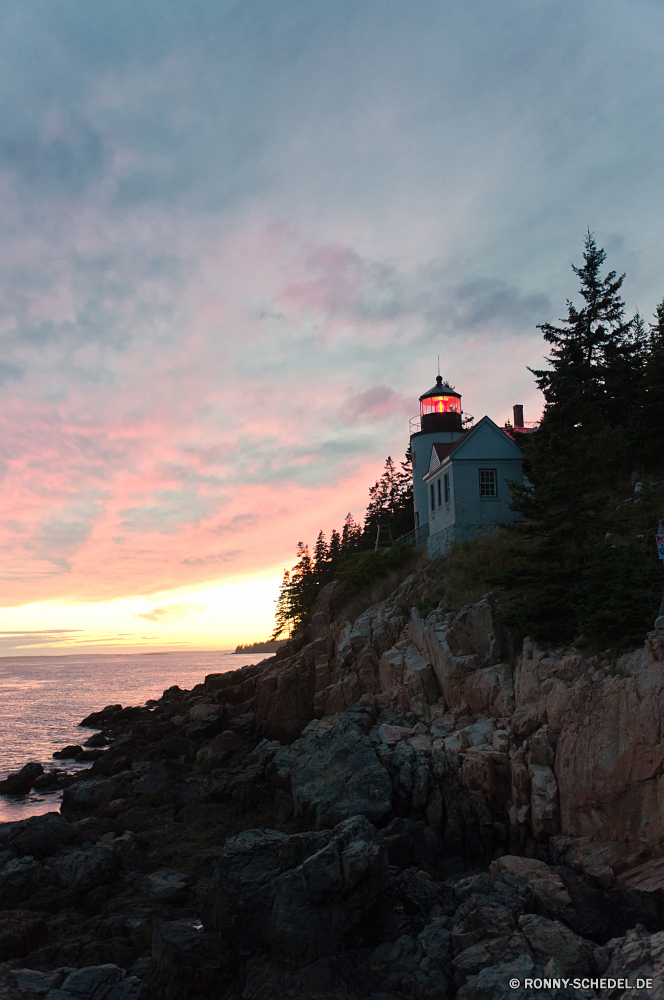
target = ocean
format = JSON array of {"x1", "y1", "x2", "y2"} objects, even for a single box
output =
[{"x1": 0, "y1": 649, "x2": 261, "y2": 823}]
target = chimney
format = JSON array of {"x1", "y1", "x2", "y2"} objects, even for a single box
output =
[{"x1": 513, "y1": 404, "x2": 524, "y2": 429}]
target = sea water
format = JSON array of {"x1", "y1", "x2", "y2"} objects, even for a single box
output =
[{"x1": 0, "y1": 649, "x2": 260, "y2": 822}]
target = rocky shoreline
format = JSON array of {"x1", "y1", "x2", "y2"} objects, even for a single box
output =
[{"x1": 2, "y1": 569, "x2": 664, "y2": 999}]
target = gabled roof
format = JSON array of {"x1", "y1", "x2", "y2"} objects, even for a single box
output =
[
  {"x1": 425, "y1": 416, "x2": 523, "y2": 478},
  {"x1": 428, "y1": 439, "x2": 464, "y2": 472}
]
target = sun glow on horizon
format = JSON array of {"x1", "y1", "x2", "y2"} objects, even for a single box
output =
[{"x1": 0, "y1": 570, "x2": 284, "y2": 655}]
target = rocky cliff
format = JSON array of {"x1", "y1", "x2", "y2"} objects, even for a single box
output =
[
  {"x1": 2, "y1": 567, "x2": 664, "y2": 1000},
  {"x1": 208, "y1": 575, "x2": 664, "y2": 876}
]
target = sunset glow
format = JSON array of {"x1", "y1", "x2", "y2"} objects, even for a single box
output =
[{"x1": 0, "y1": 1, "x2": 661, "y2": 652}]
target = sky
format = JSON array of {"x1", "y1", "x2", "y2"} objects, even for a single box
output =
[{"x1": 0, "y1": 0, "x2": 663, "y2": 653}]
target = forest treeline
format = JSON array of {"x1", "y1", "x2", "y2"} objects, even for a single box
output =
[{"x1": 271, "y1": 454, "x2": 415, "y2": 638}]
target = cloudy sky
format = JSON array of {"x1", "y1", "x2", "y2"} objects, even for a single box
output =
[{"x1": 0, "y1": 0, "x2": 662, "y2": 652}]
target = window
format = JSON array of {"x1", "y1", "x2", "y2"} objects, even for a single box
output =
[
  {"x1": 430, "y1": 483, "x2": 435, "y2": 510},
  {"x1": 479, "y1": 468, "x2": 497, "y2": 497},
  {"x1": 437, "y1": 478, "x2": 441, "y2": 507},
  {"x1": 444, "y1": 473, "x2": 450, "y2": 503}
]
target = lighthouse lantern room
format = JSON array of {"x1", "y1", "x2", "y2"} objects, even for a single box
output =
[{"x1": 419, "y1": 376, "x2": 463, "y2": 434}]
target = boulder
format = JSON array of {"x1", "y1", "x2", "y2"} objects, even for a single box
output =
[
  {"x1": 445, "y1": 600, "x2": 506, "y2": 665},
  {"x1": 12, "y1": 968, "x2": 67, "y2": 993},
  {"x1": 187, "y1": 703, "x2": 229, "y2": 739},
  {"x1": 378, "y1": 644, "x2": 440, "y2": 719},
  {"x1": 53, "y1": 746, "x2": 85, "y2": 760},
  {"x1": 50, "y1": 846, "x2": 119, "y2": 893},
  {"x1": 32, "y1": 771, "x2": 60, "y2": 790},
  {"x1": 6, "y1": 812, "x2": 77, "y2": 859},
  {"x1": 62, "y1": 775, "x2": 132, "y2": 814},
  {"x1": 518, "y1": 913, "x2": 597, "y2": 976},
  {"x1": 84, "y1": 733, "x2": 111, "y2": 748},
  {"x1": 79, "y1": 705, "x2": 122, "y2": 727},
  {"x1": 489, "y1": 856, "x2": 572, "y2": 920},
  {"x1": 456, "y1": 954, "x2": 536, "y2": 1000},
  {"x1": 0, "y1": 855, "x2": 41, "y2": 905},
  {"x1": 203, "y1": 815, "x2": 389, "y2": 962},
  {"x1": 202, "y1": 827, "x2": 330, "y2": 933},
  {"x1": 0, "y1": 761, "x2": 43, "y2": 794},
  {"x1": 270, "y1": 707, "x2": 393, "y2": 828},
  {"x1": 88, "y1": 753, "x2": 133, "y2": 779},
  {"x1": 49, "y1": 964, "x2": 146, "y2": 1000},
  {"x1": 377, "y1": 723, "x2": 415, "y2": 748},
  {"x1": 196, "y1": 730, "x2": 241, "y2": 766},
  {"x1": 80, "y1": 705, "x2": 150, "y2": 729},
  {"x1": 407, "y1": 601, "x2": 510, "y2": 713}
]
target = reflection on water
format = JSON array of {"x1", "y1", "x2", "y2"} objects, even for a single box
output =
[{"x1": 0, "y1": 649, "x2": 259, "y2": 822}]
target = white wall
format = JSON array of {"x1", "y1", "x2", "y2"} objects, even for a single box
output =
[{"x1": 426, "y1": 453, "x2": 523, "y2": 557}]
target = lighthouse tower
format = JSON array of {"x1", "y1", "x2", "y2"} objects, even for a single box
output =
[{"x1": 410, "y1": 375, "x2": 467, "y2": 536}]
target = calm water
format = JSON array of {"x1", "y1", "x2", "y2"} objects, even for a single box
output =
[{"x1": 0, "y1": 650, "x2": 260, "y2": 822}]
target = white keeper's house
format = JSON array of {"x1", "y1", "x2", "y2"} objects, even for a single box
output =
[{"x1": 407, "y1": 374, "x2": 528, "y2": 559}]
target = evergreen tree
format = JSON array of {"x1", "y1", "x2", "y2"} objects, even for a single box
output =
[
  {"x1": 290, "y1": 542, "x2": 317, "y2": 624},
  {"x1": 393, "y1": 445, "x2": 415, "y2": 538},
  {"x1": 362, "y1": 450, "x2": 415, "y2": 545},
  {"x1": 531, "y1": 229, "x2": 635, "y2": 430},
  {"x1": 328, "y1": 528, "x2": 342, "y2": 571},
  {"x1": 639, "y1": 298, "x2": 664, "y2": 464},
  {"x1": 313, "y1": 530, "x2": 329, "y2": 579},
  {"x1": 270, "y1": 570, "x2": 293, "y2": 640},
  {"x1": 341, "y1": 513, "x2": 362, "y2": 555}
]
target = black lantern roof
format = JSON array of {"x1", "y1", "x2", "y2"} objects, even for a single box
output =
[{"x1": 419, "y1": 375, "x2": 462, "y2": 402}]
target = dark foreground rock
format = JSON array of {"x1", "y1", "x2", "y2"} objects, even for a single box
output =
[
  {"x1": 3, "y1": 576, "x2": 664, "y2": 998},
  {"x1": 0, "y1": 762, "x2": 44, "y2": 795}
]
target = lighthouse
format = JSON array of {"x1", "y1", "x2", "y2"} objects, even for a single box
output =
[
  {"x1": 409, "y1": 372, "x2": 526, "y2": 557},
  {"x1": 409, "y1": 375, "x2": 467, "y2": 537}
]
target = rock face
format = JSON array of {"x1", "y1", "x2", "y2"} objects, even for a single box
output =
[
  {"x1": 202, "y1": 581, "x2": 664, "y2": 864},
  {"x1": 269, "y1": 702, "x2": 393, "y2": 829}
]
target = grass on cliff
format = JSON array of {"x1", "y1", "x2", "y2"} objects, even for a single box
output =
[
  {"x1": 334, "y1": 542, "x2": 426, "y2": 623},
  {"x1": 423, "y1": 530, "x2": 526, "y2": 612}
]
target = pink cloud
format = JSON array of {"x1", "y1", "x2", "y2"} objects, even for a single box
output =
[
  {"x1": 0, "y1": 214, "x2": 544, "y2": 607},
  {"x1": 344, "y1": 384, "x2": 412, "y2": 423}
]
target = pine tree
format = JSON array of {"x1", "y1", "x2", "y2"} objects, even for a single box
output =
[
  {"x1": 362, "y1": 452, "x2": 414, "y2": 545},
  {"x1": 328, "y1": 528, "x2": 342, "y2": 571},
  {"x1": 313, "y1": 530, "x2": 329, "y2": 580},
  {"x1": 392, "y1": 445, "x2": 415, "y2": 538},
  {"x1": 341, "y1": 513, "x2": 362, "y2": 556},
  {"x1": 288, "y1": 543, "x2": 318, "y2": 631},
  {"x1": 639, "y1": 298, "x2": 664, "y2": 464},
  {"x1": 270, "y1": 570, "x2": 293, "y2": 640},
  {"x1": 531, "y1": 229, "x2": 634, "y2": 430}
]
